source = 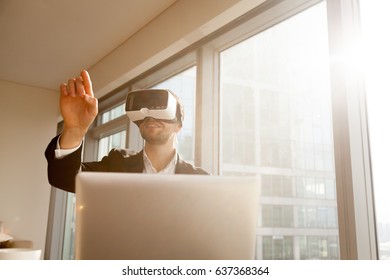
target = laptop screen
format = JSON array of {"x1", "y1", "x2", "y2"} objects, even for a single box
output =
[{"x1": 75, "y1": 173, "x2": 260, "y2": 260}]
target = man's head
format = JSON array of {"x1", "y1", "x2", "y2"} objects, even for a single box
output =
[
  {"x1": 126, "y1": 89, "x2": 184, "y2": 127},
  {"x1": 126, "y1": 89, "x2": 184, "y2": 146}
]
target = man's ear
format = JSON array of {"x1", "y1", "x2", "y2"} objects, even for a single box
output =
[{"x1": 174, "y1": 123, "x2": 182, "y2": 133}]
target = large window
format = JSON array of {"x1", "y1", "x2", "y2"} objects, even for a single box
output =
[{"x1": 219, "y1": 2, "x2": 337, "y2": 259}]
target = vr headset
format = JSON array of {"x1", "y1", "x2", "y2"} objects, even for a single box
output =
[{"x1": 125, "y1": 89, "x2": 182, "y2": 125}]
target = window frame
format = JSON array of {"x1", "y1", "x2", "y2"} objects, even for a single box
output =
[{"x1": 326, "y1": 0, "x2": 377, "y2": 259}]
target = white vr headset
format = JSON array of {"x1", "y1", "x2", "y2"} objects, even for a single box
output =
[{"x1": 125, "y1": 89, "x2": 180, "y2": 124}]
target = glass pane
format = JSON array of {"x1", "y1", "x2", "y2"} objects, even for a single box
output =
[
  {"x1": 62, "y1": 193, "x2": 76, "y2": 259},
  {"x1": 98, "y1": 130, "x2": 127, "y2": 160},
  {"x1": 220, "y1": 2, "x2": 339, "y2": 259},
  {"x1": 101, "y1": 103, "x2": 125, "y2": 124},
  {"x1": 359, "y1": 0, "x2": 390, "y2": 260},
  {"x1": 151, "y1": 66, "x2": 196, "y2": 162}
]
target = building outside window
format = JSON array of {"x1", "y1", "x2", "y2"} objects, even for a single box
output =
[{"x1": 219, "y1": 1, "x2": 338, "y2": 259}]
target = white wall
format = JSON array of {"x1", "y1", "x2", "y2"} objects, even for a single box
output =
[{"x1": 0, "y1": 80, "x2": 59, "y2": 255}]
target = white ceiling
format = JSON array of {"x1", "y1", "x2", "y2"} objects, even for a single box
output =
[{"x1": 0, "y1": 0, "x2": 177, "y2": 91}]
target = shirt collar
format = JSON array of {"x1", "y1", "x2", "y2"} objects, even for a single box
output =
[{"x1": 142, "y1": 149, "x2": 178, "y2": 174}]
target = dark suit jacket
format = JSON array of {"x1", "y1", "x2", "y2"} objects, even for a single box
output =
[{"x1": 45, "y1": 135, "x2": 208, "y2": 193}]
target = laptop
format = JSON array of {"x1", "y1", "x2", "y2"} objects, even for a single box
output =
[{"x1": 75, "y1": 172, "x2": 260, "y2": 260}]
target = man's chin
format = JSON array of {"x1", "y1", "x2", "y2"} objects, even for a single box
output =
[{"x1": 142, "y1": 134, "x2": 167, "y2": 145}]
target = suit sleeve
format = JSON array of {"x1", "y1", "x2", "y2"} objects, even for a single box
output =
[
  {"x1": 45, "y1": 135, "x2": 83, "y2": 193},
  {"x1": 45, "y1": 135, "x2": 136, "y2": 193}
]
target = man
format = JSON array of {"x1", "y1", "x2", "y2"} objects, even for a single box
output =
[{"x1": 45, "y1": 70, "x2": 207, "y2": 193}]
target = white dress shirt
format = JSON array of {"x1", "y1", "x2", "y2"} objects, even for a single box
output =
[{"x1": 142, "y1": 149, "x2": 177, "y2": 174}]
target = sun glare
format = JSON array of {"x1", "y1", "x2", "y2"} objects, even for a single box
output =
[
  {"x1": 358, "y1": 0, "x2": 390, "y2": 259},
  {"x1": 359, "y1": 0, "x2": 390, "y2": 223}
]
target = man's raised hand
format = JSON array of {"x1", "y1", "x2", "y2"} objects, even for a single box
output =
[{"x1": 59, "y1": 70, "x2": 98, "y2": 149}]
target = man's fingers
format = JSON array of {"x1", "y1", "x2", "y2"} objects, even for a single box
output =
[
  {"x1": 81, "y1": 70, "x2": 94, "y2": 97},
  {"x1": 76, "y1": 76, "x2": 86, "y2": 97},
  {"x1": 60, "y1": 83, "x2": 68, "y2": 96},
  {"x1": 68, "y1": 78, "x2": 76, "y2": 97},
  {"x1": 59, "y1": 70, "x2": 93, "y2": 98}
]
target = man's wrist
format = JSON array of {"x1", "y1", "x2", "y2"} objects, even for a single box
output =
[
  {"x1": 55, "y1": 135, "x2": 82, "y2": 159},
  {"x1": 59, "y1": 127, "x2": 85, "y2": 149}
]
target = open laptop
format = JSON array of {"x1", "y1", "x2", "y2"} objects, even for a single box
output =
[{"x1": 75, "y1": 172, "x2": 260, "y2": 260}]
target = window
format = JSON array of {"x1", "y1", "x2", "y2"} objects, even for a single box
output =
[
  {"x1": 262, "y1": 236, "x2": 294, "y2": 260},
  {"x1": 262, "y1": 205, "x2": 294, "y2": 228},
  {"x1": 219, "y1": 1, "x2": 338, "y2": 259},
  {"x1": 98, "y1": 130, "x2": 127, "y2": 160},
  {"x1": 299, "y1": 236, "x2": 339, "y2": 260},
  {"x1": 101, "y1": 103, "x2": 125, "y2": 124}
]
